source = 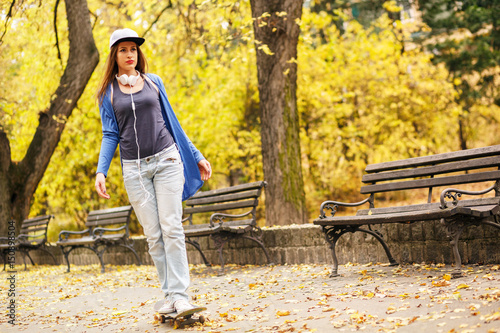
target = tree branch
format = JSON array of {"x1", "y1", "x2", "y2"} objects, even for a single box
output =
[
  {"x1": 53, "y1": 0, "x2": 63, "y2": 65},
  {"x1": 88, "y1": 9, "x2": 98, "y2": 30},
  {"x1": 143, "y1": 0, "x2": 173, "y2": 38},
  {"x1": 0, "y1": 0, "x2": 16, "y2": 46}
]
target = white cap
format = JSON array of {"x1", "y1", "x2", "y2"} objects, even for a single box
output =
[{"x1": 109, "y1": 28, "x2": 145, "y2": 49}]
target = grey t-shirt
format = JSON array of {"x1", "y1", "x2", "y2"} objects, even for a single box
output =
[{"x1": 112, "y1": 77, "x2": 174, "y2": 160}]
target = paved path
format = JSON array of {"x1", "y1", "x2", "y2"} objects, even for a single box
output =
[{"x1": 1, "y1": 263, "x2": 499, "y2": 332}]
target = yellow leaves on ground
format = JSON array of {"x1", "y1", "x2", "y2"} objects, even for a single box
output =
[
  {"x1": 432, "y1": 279, "x2": 451, "y2": 287},
  {"x1": 111, "y1": 311, "x2": 129, "y2": 316},
  {"x1": 482, "y1": 311, "x2": 500, "y2": 323},
  {"x1": 276, "y1": 310, "x2": 291, "y2": 317},
  {"x1": 456, "y1": 284, "x2": 471, "y2": 290},
  {"x1": 2, "y1": 262, "x2": 499, "y2": 332}
]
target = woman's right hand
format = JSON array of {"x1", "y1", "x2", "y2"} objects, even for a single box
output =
[{"x1": 95, "y1": 173, "x2": 110, "y2": 199}]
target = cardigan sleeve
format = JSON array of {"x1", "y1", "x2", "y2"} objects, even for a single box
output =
[{"x1": 96, "y1": 92, "x2": 120, "y2": 177}]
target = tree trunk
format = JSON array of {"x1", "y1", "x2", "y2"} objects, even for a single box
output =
[
  {"x1": 0, "y1": 0, "x2": 99, "y2": 235},
  {"x1": 250, "y1": 0, "x2": 307, "y2": 226}
]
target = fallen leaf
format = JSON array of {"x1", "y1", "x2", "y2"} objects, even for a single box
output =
[
  {"x1": 432, "y1": 280, "x2": 450, "y2": 287},
  {"x1": 277, "y1": 310, "x2": 291, "y2": 317},
  {"x1": 386, "y1": 306, "x2": 396, "y2": 314}
]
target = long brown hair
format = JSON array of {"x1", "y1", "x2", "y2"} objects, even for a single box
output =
[{"x1": 96, "y1": 43, "x2": 149, "y2": 104}]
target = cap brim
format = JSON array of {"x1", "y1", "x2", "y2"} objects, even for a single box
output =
[{"x1": 111, "y1": 37, "x2": 145, "y2": 48}]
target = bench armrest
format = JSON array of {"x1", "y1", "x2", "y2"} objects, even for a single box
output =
[
  {"x1": 93, "y1": 225, "x2": 127, "y2": 237},
  {"x1": 210, "y1": 211, "x2": 253, "y2": 227},
  {"x1": 319, "y1": 197, "x2": 372, "y2": 218},
  {"x1": 440, "y1": 185, "x2": 496, "y2": 209},
  {"x1": 58, "y1": 229, "x2": 91, "y2": 241}
]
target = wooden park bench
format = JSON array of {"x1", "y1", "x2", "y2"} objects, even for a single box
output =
[
  {"x1": 57, "y1": 206, "x2": 141, "y2": 273},
  {"x1": 314, "y1": 145, "x2": 500, "y2": 278},
  {"x1": 183, "y1": 181, "x2": 272, "y2": 272},
  {"x1": 1, "y1": 215, "x2": 57, "y2": 270}
]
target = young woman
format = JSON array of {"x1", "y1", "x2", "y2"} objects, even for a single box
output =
[{"x1": 95, "y1": 28, "x2": 211, "y2": 314}]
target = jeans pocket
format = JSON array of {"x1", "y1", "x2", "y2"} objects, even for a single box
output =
[
  {"x1": 157, "y1": 161, "x2": 184, "y2": 195},
  {"x1": 160, "y1": 150, "x2": 182, "y2": 165}
]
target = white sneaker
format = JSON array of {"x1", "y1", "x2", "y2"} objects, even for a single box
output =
[
  {"x1": 174, "y1": 299, "x2": 195, "y2": 314},
  {"x1": 157, "y1": 299, "x2": 175, "y2": 314}
]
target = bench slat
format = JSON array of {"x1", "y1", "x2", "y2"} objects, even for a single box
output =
[
  {"x1": 20, "y1": 226, "x2": 47, "y2": 233},
  {"x1": 183, "y1": 224, "x2": 220, "y2": 237},
  {"x1": 86, "y1": 217, "x2": 130, "y2": 227},
  {"x1": 184, "y1": 199, "x2": 258, "y2": 214},
  {"x1": 96, "y1": 234, "x2": 126, "y2": 241},
  {"x1": 87, "y1": 210, "x2": 131, "y2": 220},
  {"x1": 86, "y1": 207, "x2": 132, "y2": 227},
  {"x1": 87, "y1": 206, "x2": 132, "y2": 216},
  {"x1": 314, "y1": 206, "x2": 474, "y2": 225},
  {"x1": 22, "y1": 215, "x2": 53, "y2": 223},
  {"x1": 21, "y1": 219, "x2": 52, "y2": 228},
  {"x1": 56, "y1": 236, "x2": 96, "y2": 246},
  {"x1": 360, "y1": 170, "x2": 500, "y2": 194},
  {"x1": 21, "y1": 221, "x2": 49, "y2": 229},
  {"x1": 362, "y1": 156, "x2": 500, "y2": 183},
  {"x1": 189, "y1": 181, "x2": 266, "y2": 199},
  {"x1": 356, "y1": 197, "x2": 500, "y2": 216},
  {"x1": 365, "y1": 145, "x2": 500, "y2": 173},
  {"x1": 186, "y1": 190, "x2": 261, "y2": 206}
]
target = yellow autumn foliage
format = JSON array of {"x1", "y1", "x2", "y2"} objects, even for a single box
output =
[{"x1": 0, "y1": 1, "x2": 498, "y2": 236}]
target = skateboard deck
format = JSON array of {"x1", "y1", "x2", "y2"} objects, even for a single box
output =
[{"x1": 153, "y1": 300, "x2": 207, "y2": 328}]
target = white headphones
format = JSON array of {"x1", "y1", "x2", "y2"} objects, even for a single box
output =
[{"x1": 116, "y1": 70, "x2": 140, "y2": 86}]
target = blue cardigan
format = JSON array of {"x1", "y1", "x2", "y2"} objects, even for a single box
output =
[{"x1": 96, "y1": 73, "x2": 205, "y2": 201}]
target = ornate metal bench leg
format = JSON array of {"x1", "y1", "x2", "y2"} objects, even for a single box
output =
[
  {"x1": 19, "y1": 250, "x2": 28, "y2": 271},
  {"x1": 185, "y1": 239, "x2": 212, "y2": 267},
  {"x1": 40, "y1": 246, "x2": 58, "y2": 265},
  {"x1": 94, "y1": 245, "x2": 107, "y2": 273},
  {"x1": 241, "y1": 235, "x2": 273, "y2": 265},
  {"x1": 26, "y1": 251, "x2": 35, "y2": 266},
  {"x1": 442, "y1": 218, "x2": 466, "y2": 279},
  {"x1": 60, "y1": 246, "x2": 73, "y2": 273},
  {"x1": 358, "y1": 228, "x2": 398, "y2": 267},
  {"x1": 323, "y1": 226, "x2": 349, "y2": 277},
  {"x1": 115, "y1": 243, "x2": 143, "y2": 266},
  {"x1": 211, "y1": 234, "x2": 228, "y2": 275}
]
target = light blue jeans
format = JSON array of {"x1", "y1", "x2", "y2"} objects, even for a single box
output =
[{"x1": 122, "y1": 144, "x2": 190, "y2": 302}]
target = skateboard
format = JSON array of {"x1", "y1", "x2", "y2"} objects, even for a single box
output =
[{"x1": 153, "y1": 300, "x2": 207, "y2": 328}]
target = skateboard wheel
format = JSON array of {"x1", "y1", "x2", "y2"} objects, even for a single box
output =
[
  {"x1": 199, "y1": 315, "x2": 205, "y2": 324},
  {"x1": 160, "y1": 315, "x2": 166, "y2": 323}
]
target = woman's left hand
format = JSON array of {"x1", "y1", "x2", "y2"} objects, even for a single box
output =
[{"x1": 198, "y1": 159, "x2": 212, "y2": 181}]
